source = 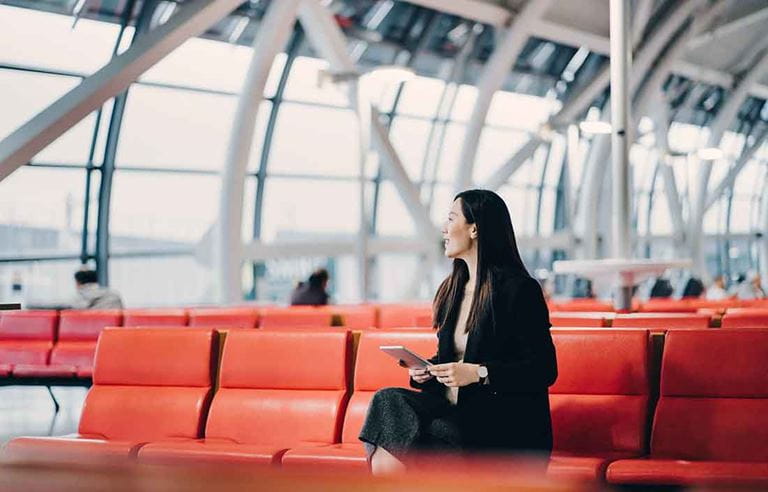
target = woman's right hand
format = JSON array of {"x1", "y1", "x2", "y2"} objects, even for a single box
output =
[{"x1": 408, "y1": 366, "x2": 433, "y2": 383}]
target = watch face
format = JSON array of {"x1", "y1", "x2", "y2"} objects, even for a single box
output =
[{"x1": 478, "y1": 366, "x2": 488, "y2": 378}]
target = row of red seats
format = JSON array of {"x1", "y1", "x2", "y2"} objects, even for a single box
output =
[
  {"x1": 4, "y1": 327, "x2": 767, "y2": 487},
  {"x1": 0, "y1": 305, "x2": 433, "y2": 380},
  {"x1": 550, "y1": 309, "x2": 768, "y2": 329},
  {"x1": 549, "y1": 297, "x2": 768, "y2": 313}
]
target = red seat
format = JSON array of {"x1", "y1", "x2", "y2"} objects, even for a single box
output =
[
  {"x1": 377, "y1": 304, "x2": 433, "y2": 329},
  {"x1": 550, "y1": 312, "x2": 613, "y2": 327},
  {"x1": 0, "y1": 310, "x2": 58, "y2": 376},
  {"x1": 138, "y1": 330, "x2": 352, "y2": 465},
  {"x1": 187, "y1": 308, "x2": 259, "y2": 329},
  {"x1": 123, "y1": 309, "x2": 188, "y2": 327},
  {"x1": 43, "y1": 310, "x2": 123, "y2": 377},
  {"x1": 612, "y1": 313, "x2": 710, "y2": 329},
  {"x1": 547, "y1": 329, "x2": 651, "y2": 482},
  {"x1": 720, "y1": 308, "x2": 768, "y2": 328},
  {"x1": 259, "y1": 307, "x2": 333, "y2": 329},
  {"x1": 333, "y1": 305, "x2": 377, "y2": 329},
  {"x1": 4, "y1": 328, "x2": 218, "y2": 463},
  {"x1": 637, "y1": 299, "x2": 698, "y2": 313},
  {"x1": 282, "y1": 330, "x2": 436, "y2": 469},
  {"x1": 607, "y1": 329, "x2": 768, "y2": 487},
  {"x1": 548, "y1": 300, "x2": 615, "y2": 312}
]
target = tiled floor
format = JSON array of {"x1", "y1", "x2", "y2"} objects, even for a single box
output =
[{"x1": 0, "y1": 386, "x2": 86, "y2": 446}]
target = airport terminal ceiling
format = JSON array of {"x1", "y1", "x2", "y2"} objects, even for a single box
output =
[{"x1": 1, "y1": 0, "x2": 768, "y2": 306}]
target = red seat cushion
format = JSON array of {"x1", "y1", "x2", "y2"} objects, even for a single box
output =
[
  {"x1": 12, "y1": 364, "x2": 76, "y2": 378},
  {"x1": 0, "y1": 341, "x2": 52, "y2": 367},
  {"x1": 138, "y1": 439, "x2": 299, "y2": 465},
  {"x1": 187, "y1": 308, "x2": 259, "y2": 329},
  {"x1": 548, "y1": 452, "x2": 638, "y2": 482},
  {"x1": 607, "y1": 459, "x2": 768, "y2": 486},
  {"x1": 50, "y1": 341, "x2": 96, "y2": 373},
  {"x1": 4, "y1": 435, "x2": 143, "y2": 463},
  {"x1": 281, "y1": 443, "x2": 367, "y2": 469},
  {"x1": 58, "y1": 310, "x2": 122, "y2": 341},
  {"x1": 612, "y1": 313, "x2": 710, "y2": 329}
]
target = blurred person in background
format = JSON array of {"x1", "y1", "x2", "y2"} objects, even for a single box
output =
[
  {"x1": 290, "y1": 268, "x2": 330, "y2": 306},
  {"x1": 705, "y1": 275, "x2": 729, "y2": 300},
  {"x1": 72, "y1": 269, "x2": 123, "y2": 309}
]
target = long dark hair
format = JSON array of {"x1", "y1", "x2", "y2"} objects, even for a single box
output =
[{"x1": 433, "y1": 189, "x2": 529, "y2": 334}]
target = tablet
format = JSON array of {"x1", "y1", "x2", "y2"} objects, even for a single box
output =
[{"x1": 379, "y1": 345, "x2": 433, "y2": 369}]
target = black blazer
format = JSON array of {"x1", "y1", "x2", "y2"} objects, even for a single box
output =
[{"x1": 411, "y1": 269, "x2": 558, "y2": 454}]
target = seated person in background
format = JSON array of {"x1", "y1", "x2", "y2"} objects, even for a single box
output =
[
  {"x1": 72, "y1": 269, "x2": 123, "y2": 309},
  {"x1": 290, "y1": 268, "x2": 330, "y2": 306},
  {"x1": 681, "y1": 276, "x2": 704, "y2": 298},
  {"x1": 649, "y1": 277, "x2": 673, "y2": 298},
  {"x1": 705, "y1": 275, "x2": 729, "y2": 300},
  {"x1": 735, "y1": 272, "x2": 766, "y2": 300}
]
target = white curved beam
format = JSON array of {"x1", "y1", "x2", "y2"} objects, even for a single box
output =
[
  {"x1": 216, "y1": 0, "x2": 301, "y2": 302},
  {"x1": 454, "y1": 0, "x2": 552, "y2": 192},
  {"x1": 705, "y1": 125, "x2": 768, "y2": 211}
]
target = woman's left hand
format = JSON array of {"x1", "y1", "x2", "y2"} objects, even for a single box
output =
[{"x1": 428, "y1": 362, "x2": 480, "y2": 387}]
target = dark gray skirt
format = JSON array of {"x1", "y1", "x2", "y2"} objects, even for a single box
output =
[{"x1": 358, "y1": 387, "x2": 461, "y2": 463}]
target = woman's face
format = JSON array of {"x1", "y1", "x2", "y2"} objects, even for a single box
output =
[{"x1": 442, "y1": 199, "x2": 477, "y2": 259}]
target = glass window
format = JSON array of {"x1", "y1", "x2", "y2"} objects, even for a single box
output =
[
  {"x1": 283, "y1": 56, "x2": 350, "y2": 107},
  {"x1": 376, "y1": 253, "x2": 423, "y2": 301},
  {"x1": 432, "y1": 122, "x2": 466, "y2": 185},
  {"x1": 396, "y1": 76, "x2": 445, "y2": 119},
  {"x1": 375, "y1": 181, "x2": 418, "y2": 236},
  {"x1": 260, "y1": 177, "x2": 360, "y2": 242},
  {"x1": 0, "y1": 166, "x2": 86, "y2": 257},
  {"x1": 110, "y1": 255, "x2": 212, "y2": 307},
  {"x1": 0, "y1": 69, "x2": 97, "y2": 165},
  {"x1": 473, "y1": 127, "x2": 529, "y2": 185},
  {"x1": 266, "y1": 103, "x2": 357, "y2": 176},
  {"x1": 486, "y1": 91, "x2": 558, "y2": 131},
  {"x1": 109, "y1": 172, "x2": 219, "y2": 252},
  {"x1": 449, "y1": 85, "x2": 477, "y2": 122},
  {"x1": 0, "y1": 259, "x2": 82, "y2": 308},
  {"x1": 497, "y1": 185, "x2": 536, "y2": 236},
  {"x1": 118, "y1": 85, "x2": 269, "y2": 171},
  {"x1": 141, "y1": 39, "x2": 285, "y2": 96},
  {"x1": 0, "y1": 6, "x2": 119, "y2": 74},
  {"x1": 388, "y1": 116, "x2": 431, "y2": 181}
]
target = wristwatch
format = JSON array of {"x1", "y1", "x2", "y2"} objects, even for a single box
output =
[{"x1": 477, "y1": 365, "x2": 488, "y2": 384}]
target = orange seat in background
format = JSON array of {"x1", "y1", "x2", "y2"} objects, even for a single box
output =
[
  {"x1": 607, "y1": 329, "x2": 768, "y2": 487},
  {"x1": 547, "y1": 329, "x2": 652, "y2": 482},
  {"x1": 637, "y1": 299, "x2": 699, "y2": 313},
  {"x1": 187, "y1": 308, "x2": 259, "y2": 329},
  {"x1": 720, "y1": 308, "x2": 768, "y2": 328},
  {"x1": 259, "y1": 307, "x2": 333, "y2": 329},
  {"x1": 39, "y1": 310, "x2": 123, "y2": 378},
  {"x1": 377, "y1": 304, "x2": 433, "y2": 329},
  {"x1": 550, "y1": 312, "x2": 614, "y2": 327},
  {"x1": 123, "y1": 308, "x2": 188, "y2": 327},
  {"x1": 4, "y1": 328, "x2": 218, "y2": 463},
  {"x1": 282, "y1": 330, "x2": 436, "y2": 469},
  {"x1": 612, "y1": 313, "x2": 711, "y2": 330},
  {"x1": 0, "y1": 310, "x2": 58, "y2": 377},
  {"x1": 548, "y1": 299, "x2": 615, "y2": 312},
  {"x1": 138, "y1": 330, "x2": 352, "y2": 465},
  {"x1": 333, "y1": 305, "x2": 377, "y2": 329}
]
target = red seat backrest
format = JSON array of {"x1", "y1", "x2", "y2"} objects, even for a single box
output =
[
  {"x1": 333, "y1": 305, "x2": 377, "y2": 329},
  {"x1": 651, "y1": 329, "x2": 768, "y2": 461},
  {"x1": 341, "y1": 331, "x2": 436, "y2": 443},
  {"x1": 637, "y1": 299, "x2": 698, "y2": 313},
  {"x1": 720, "y1": 308, "x2": 768, "y2": 328},
  {"x1": 550, "y1": 312, "x2": 613, "y2": 327},
  {"x1": 259, "y1": 307, "x2": 333, "y2": 328},
  {"x1": 123, "y1": 309, "x2": 188, "y2": 327},
  {"x1": 0, "y1": 310, "x2": 58, "y2": 341},
  {"x1": 548, "y1": 300, "x2": 615, "y2": 312},
  {"x1": 205, "y1": 330, "x2": 351, "y2": 445},
  {"x1": 187, "y1": 308, "x2": 259, "y2": 329},
  {"x1": 59, "y1": 310, "x2": 122, "y2": 341},
  {"x1": 377, "y1": 304, "x2": 433, "y2": 328},
  {"x1": 612, "y1": 313, "x2": 710, "y2": 329},
  {"x1": 79, "y1": 328, "x2": 217, "y2": 442},
  {"x1": 549, "y1": 329, "x2": 651, "y2": 455}
]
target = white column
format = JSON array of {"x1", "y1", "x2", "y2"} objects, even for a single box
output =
[{"x1": 216, "y1": 0, "x2": 301, "y2": 303}]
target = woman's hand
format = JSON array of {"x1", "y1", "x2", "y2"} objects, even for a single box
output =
[
  {"x1": 428, "y1": 362, "x2": 480, "y2": 387},
  {"x1": 408, "y1": 366, "x2": 433, "y2": 383}
]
